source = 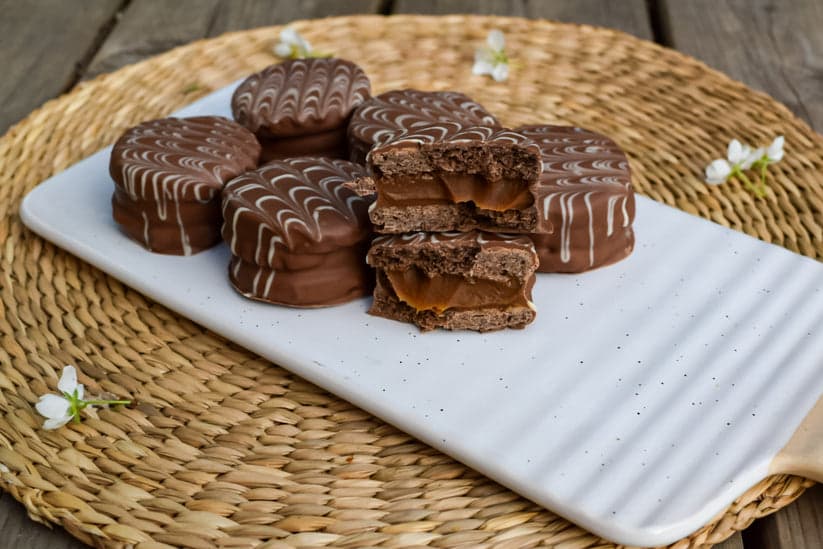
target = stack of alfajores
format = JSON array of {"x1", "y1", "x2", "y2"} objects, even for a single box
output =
[{"x1": 362, "y1": 122, "x2": 636, "y2": 332}]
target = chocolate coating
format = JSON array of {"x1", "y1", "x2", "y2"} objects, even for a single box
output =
[
  {"x1": 109, "y1": 116, "x2": 261, "y2": 255},
  {"x1": 347, "y1": 89, "x2": 500, "y2": 164},
  {"x1": 222, "y1": 157, "x2": 373, "y2": 307},
  {"x1": 257, "y1": 127, "x2": 348, "y2": 163},
  {"x1": 232, "y1": 58, "x2": 371, "y2": 142},
  {"x1": 517, "y1": 125, "x2": 636, "y2": 273}
]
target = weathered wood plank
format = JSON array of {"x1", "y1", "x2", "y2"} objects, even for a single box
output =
[
  {"x1": 392, "y1": 0, "x2": 652, "y2": 40},
  {"x1": 84, "y1": 0, "x2": 381, "y2": 78},
  {"x1": 742, "y1": 484, "x2": 823, "y2": 549},
  {"x1": 716, "y1": 531, "x2": 746, "y2": 549},
  {"x1": 205, "y1": 0, "x2": 382, "y2": 35},
  {"x1": 661, "y1": 0, "x2": 823, "y2": 132},
  {"x1": 393, "y1": 0, "x2": 527, "y2": 16},
  {"x1": 0, "y1": 492, "x2": 86, "y2": 549},
  {"x1": 0, "y1": 0, "x2": 123, "y2": 135},
  {"x1": 524, "y1": 0, "x2": 652, "y2": 40}
]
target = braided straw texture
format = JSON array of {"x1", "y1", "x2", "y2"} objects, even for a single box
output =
[{"x1": 1, "y1": 15, "x2": 821, "y2": 549}]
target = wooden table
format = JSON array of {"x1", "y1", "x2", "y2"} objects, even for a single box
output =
[{"x1": 1, "y1": 1, "x2": 821, "y2": 547}]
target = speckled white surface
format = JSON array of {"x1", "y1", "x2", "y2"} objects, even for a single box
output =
[{"x1": 20, "y1": 86, "x2": 823, "y2": 547}]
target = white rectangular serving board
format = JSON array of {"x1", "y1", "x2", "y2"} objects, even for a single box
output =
[{"x1": 20, "y1": 85, "x2": 823, "y2": 547}]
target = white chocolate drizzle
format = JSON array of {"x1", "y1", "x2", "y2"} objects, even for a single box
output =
[
  {"x1": 348, "y1": 90, "x2": 500, "y2": 155},
  {"x1": 372, "y1": 124, "x2": 541, "y2": 153},
  {"x1": 222, "y1": 157, "x2": 371, "y2": 271},
  {"x1": 518, "y1": 125, "x2": 634, "y2": 268},
  {"x1": 110, "y1": 116, "x2": 260, "y2": 254},
  {"x1": 232, "y1": 58, "x2": 371, "y2": 135}
]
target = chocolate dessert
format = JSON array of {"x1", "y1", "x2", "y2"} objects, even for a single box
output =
[
  {"x1": 232, "y1": 58, "x2": 371, "y2": 162},
  {"x1": 347, "y1": 89, "x2": 500, "y2": 164},
  {"x1": 110, "y1": 116, "x2": 261, "y2": 255},
  {"x1": 367, "y1": 231, "x2": 538, "y2": 331},
  {"x1": 367, "y1": 125, "x2": 543, "y2": 234},
  {"x1": 221, "y1": 157, "x2": 373, "y2": 307},
  {"x1": 517, "y1": 125, "x2": 635, "y2": 272}
]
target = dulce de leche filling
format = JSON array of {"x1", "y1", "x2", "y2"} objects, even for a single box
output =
[
  {"x1": 376, "y1": 173, "x2": 533, "y2": 211},
  {"x1": 385, "y1": 268, "x2": 529, "y2": 314}
]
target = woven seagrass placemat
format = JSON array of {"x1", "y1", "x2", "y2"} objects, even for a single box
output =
[{"x1": 1, "y1": 14, "x2": 822, "y2": 549}]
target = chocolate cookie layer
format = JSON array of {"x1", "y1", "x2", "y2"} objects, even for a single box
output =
[
  {"x1": 367, "y1": 125, "x2": 543, "y2": 234},
  {"x1": 517, "y1": 125, "x2": 635, "y2": 272},
  {"x1": 232, "y1": 58, "x2": 371, "y2": 160},
  {"x1": 367, "y1": 231, "x2": 538, "y2": 331},
  {"x1": 109, "y1": 116, "x2": 261, "y2": 255},
  {"x1": 347, "y1": 89, "x2": 500, "y2": 164},
  {"x1": 222, "y1": 157, "x2": 373, "y2": 307}
]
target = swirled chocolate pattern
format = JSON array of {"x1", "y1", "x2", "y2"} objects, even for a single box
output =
[
  {"x1": 221, "y1": 157, "x2": 373, "y2": 307},
  {"x1": 517, "y1": 125, "x2": 635, "y2": 272},
  {"x1": 232, "y1": 58, "x2": 371, "y2": 138},
  {"x1": 371, "y1": 124, "x2": 540, "y2": 156},
  {"x1": 109, "y1": 116, "x2": 260, "y2": 255},
  {"x1": 347, "y1": 89, "x2": 500, "y2": 164}
]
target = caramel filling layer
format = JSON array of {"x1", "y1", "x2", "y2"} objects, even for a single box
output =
[
  {"x1": 386, "y1": 268, "x2": 528, "y2": 314},
  {"x1": 376, "y1": 173, "x2": 533, "y2": 211}
]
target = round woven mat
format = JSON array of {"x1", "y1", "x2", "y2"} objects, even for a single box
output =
[{"x1": 1, "y1": 14, "x2": 821, "y2": 549}]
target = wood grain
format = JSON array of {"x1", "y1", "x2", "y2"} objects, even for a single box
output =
[
  {"x1": 0, "y1": 0, "x2": 123, "y2": 134},
  {"x1": 717, "y1": 531, "x2": 746, "y2": 549},
  {"x1": 393, "y1": 0, "x2": 527, "y2": 16},
  {"x1": 83, "y1": 0, "x2": 381, "y2": 78},
  {"x1": 393, "y1": 0, "x2": 651, "y2": 39},
  {"x1": 660, "y1": 0, "x2": 823, "y2": 132},
  {"x1": 525, "y1": 0, "x2": 652, "y2": 40}
]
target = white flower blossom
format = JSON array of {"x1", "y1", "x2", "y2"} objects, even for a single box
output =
[
  {"x1": 34, "y1": 365, "x2": 130, "y2": 430},
  {"x1": 704, "y1": 135, "x2": 785, "y2": 196},
  {"x1": 473, "y1": 30, "x2": 510, "y2": 82},
  {"x1": 705, "y1": 158, "x2": 732, "y2": 184},
  {"x1": 274, "y1": 27, "x2": 318, "y2": 59},
  {"x1": 36, "y1": 365, "x2": 82, "y2": 430}
]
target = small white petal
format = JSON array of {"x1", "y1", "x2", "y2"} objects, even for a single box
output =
[
  {"x1": 473, "y1": 58, "x2": 495, "y2": 76},
  {"x1": 475, "y1": 48, "x2": 494, "y2": 64},
  {"x1": 75, "y1": 383, "x2": 84, "y2": 401},
  {"x1": 741, "y1": 147, "x2": 765, "y2": 170},
  {"x1": 274, "y1": 43, "x2": 292, "y2": 57},
  {"x1": 487, "y1": 30, "x2": 505, "y2": 52},
  {"x1": 279, "y1": 27, "x2": 301, "y2": 46},
  {"x1": 726, "y1": 139, "x2": 748, "y2": 165},
  {"x1": 767, "y1": 135, "x2": 785, "y2": 162},
  {"x1": 705, "y1": 159, "x2": 732, "y2": 184},
  {"x1": 491, "y1": 63, "x2": 509, "y2": 82},
  {"x1": 43, "y1": 416, "x2": 72, "y2": 430},
  {"x1": 0, "y1": 463, "x2": 9, "y2": 473},
  {"x1": 35, "y1": 394, "x2": 71, "y2": 420},
  {"x1": 296, "y1": 36, "x2": 312, "y2": 54},
  {"x1": 58, "y1": 365, "x2": 78, "y2": 395},
  {"x1": 739, "y1": 144, "x2": 753, "y2": 165}
]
